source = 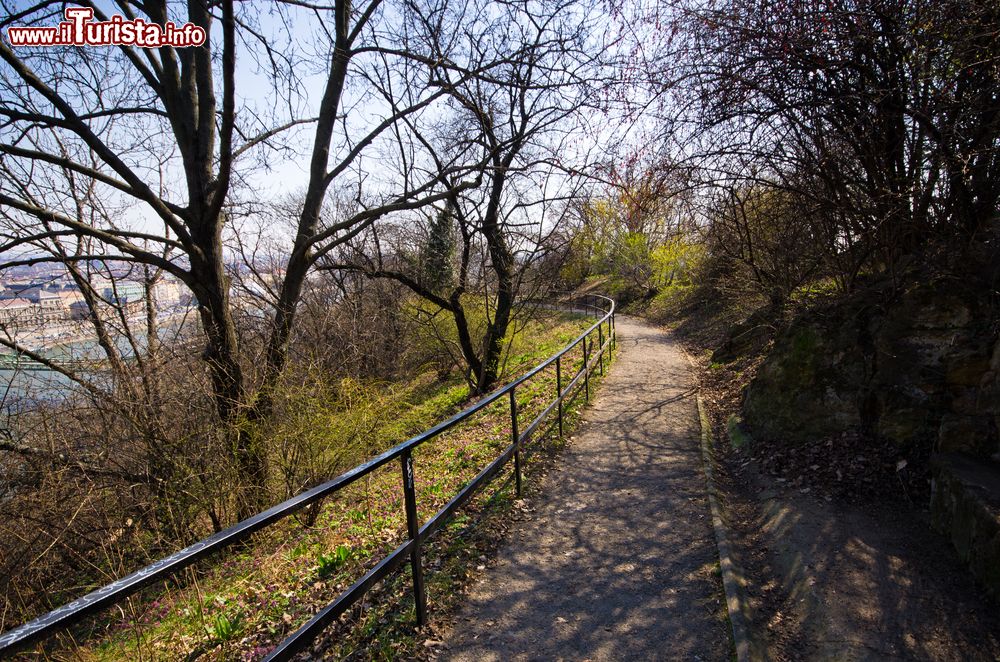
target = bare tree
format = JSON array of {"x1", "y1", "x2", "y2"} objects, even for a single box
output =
[
  {"x1": 324, "y1": 0, "x2": 608, "y2": 392},
  {"x1": 0, "y1": 0, "x2": 482, "y2": 514},
  {"x1": 676, "y1": 0, "x2": 1000, "y2": 278}
]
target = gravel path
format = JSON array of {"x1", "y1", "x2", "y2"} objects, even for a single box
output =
[{"x1": 440, "y1": 316, "x2": 731, "y2": 661}]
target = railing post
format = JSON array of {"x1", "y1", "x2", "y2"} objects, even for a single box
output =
[
  {"x1": 556, "y1": 356, "x2": 564, "y2": 439},
  {"x1": 598, "y1": 323, "x2": 604, "y2": 376},
  {"x1": 611, "y1": 312, "x2": 616, "y2": 351},
  {"x1": 400, "y1": 450, "x2": 426, "y2": 625},
  {"x1": 509, "y1": 389, "x2": 522, "y2": 497},
  {"x1": 583, "y1": 335, "x2": 590, "y2": 402}
]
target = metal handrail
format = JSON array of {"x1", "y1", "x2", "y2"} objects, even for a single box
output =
[{"x1": 0, "y1": 294, "x2": 616, "y2": 659}]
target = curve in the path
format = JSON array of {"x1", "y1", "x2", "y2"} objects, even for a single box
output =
[{"x1": 440, "y1": 316, "x2": 732, "y2": 661}]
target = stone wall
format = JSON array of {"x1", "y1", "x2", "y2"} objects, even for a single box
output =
[
  {"x1": 930, "y1": 454, "x2": 1000, "y2": 600},
  {"x1": 743, "y1": 278, "x2": 999, "y2": 460}
]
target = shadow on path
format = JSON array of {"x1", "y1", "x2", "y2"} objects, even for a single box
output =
[{"x1": 440, "y1": 317, "x2": 731, "y2": 661}]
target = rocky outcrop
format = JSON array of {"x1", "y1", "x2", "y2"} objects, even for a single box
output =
[{"x1": 743, "y1": 277, "x2": 999, "y2": 459}]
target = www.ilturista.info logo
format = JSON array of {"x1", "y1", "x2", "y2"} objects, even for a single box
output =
[{"x1": 6, "y1": 7, "x2": 206, "y2": 48}]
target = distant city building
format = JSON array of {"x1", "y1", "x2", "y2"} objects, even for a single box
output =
[
  {"x1": 58, "y1": 290, "x2": 83, "y2": 308},
  {"x1": 0, "y1": 298, "x2": 34, "y2": 327},
  {"x1": 101, "y1": 281, "x2": 144, "y2": 304},
  {"x1": 0, "y1": 268, "x2": 195, "y2": 338},
  {"x1": 20, "y1": 288, "x2": 66, "y2": 322},
  {"x1": 152, "y1": 279, "x2": 182, "y2": 306}
]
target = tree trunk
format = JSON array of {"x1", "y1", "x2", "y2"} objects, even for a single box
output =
[
  {"x1": 190, "y1": 255, "x2": 266, "y2": 518},
  {"x1": 476, "y1": 169, "x2": 515, "y2": 392}
]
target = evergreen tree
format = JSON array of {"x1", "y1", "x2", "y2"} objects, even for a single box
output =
[{"x1": 422, "y1": 202, "x2": 456, "y2": 293}]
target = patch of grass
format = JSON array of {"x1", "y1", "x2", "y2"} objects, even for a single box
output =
[
  {"x1": 322, "y1": 347, "x2": 611, "y2": 660},
  {"x1": 791, "y1": 277, "x2": 841, "y2": 302},
  {"x1": 64, "y1": 310, "x2": 615, "y2": 662},
  {"x1": 317, "y1": 545, "x2": 353, "y2": 578},
  {"x1": 206, "y1": 610, "x2": 242, "y2": 643},
  {"x1": 643, "y1": 283, "x2": 695, "y2": 321}
]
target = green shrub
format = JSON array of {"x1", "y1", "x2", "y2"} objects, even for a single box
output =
[{"x1": 317, "y1": 544, "x2": 353, "y2": 578}]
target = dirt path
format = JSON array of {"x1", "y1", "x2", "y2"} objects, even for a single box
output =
[
  {"x1": 721, "y1": 470, "x2": 1000, "y2": 661},
  {"x1": 439, "y1": 317, "x2": 731, "y2": 661},
  {"x1": 765, "y1": 495, "x2": 1000, "y2": 661}
]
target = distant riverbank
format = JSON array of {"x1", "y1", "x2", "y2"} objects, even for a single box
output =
[{"x1": 0, "y1": 308, "x2": 197, "y2": 410}]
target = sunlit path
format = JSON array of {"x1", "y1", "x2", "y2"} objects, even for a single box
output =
[{"x1": 441, "y1": 316, "x2": 731, "y2": 661}]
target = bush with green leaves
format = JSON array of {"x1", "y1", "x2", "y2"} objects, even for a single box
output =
[{"x1": 317, "y1": 544, "x2": 353, "y2": 578}]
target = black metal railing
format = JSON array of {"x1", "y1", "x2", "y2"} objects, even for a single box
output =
[{"x1": 0, "y1": 294, "x2": 616, "y2": 660}]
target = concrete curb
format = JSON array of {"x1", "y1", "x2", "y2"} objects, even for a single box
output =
[{"x1": 696, "y1": 394, "x2": 751, "y2": 662}]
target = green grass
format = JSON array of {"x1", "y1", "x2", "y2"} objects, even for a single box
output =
[
  {"x1": 790, "y1": 276, "x2": 841, "y2": 301},
  {"x1": 49, "y1": 310, "x2": 614, "y2": 662}
]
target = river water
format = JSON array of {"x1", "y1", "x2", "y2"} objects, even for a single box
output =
[{"x1": 1, "y1": 311, "x2": 197, "y2": 412}]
